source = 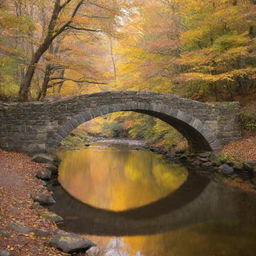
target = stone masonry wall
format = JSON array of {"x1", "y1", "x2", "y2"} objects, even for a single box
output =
[{"x1": 0, "y1": 91, "x2": 241, "y2": 154}]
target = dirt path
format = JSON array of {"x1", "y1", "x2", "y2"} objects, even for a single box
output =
[{"x1": 0, "y1": 150, "x2": 67, "y2": 256}]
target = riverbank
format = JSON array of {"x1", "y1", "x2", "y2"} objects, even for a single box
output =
[
  {"x1": 0, "y1": 150, "x2": 95, "y2": 256},
  {"x1": 222, "y1": 135, "x2": 256, "y2": 161},
  {"x1": 0, "y1": 150, "x2": 68, "y2": 256}
]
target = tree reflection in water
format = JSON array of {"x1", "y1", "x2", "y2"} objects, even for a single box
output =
[{"x1": 51, "y1": 143, "x2": 256, "y2": 256}]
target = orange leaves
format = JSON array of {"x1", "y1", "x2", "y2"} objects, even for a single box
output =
[
  {"x1": 0, "y1": 149, "x2": 66, "y2": 256},
  {"x1": 222, "y1": 136, "x2": 256, "y2": 162}
]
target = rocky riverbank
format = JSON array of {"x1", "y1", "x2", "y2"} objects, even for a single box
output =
[
  {"x1": 173, "y1": 151, "x2": 256, "y2": 193},
  {"x1": 144, "y1": 144, "x2": 256, "y2": 193},
  {"x1": 0, "y1": 150, "x2": 95, "y2": 256}
]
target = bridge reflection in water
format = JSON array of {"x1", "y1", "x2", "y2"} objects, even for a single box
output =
[{"x1": 50, "y1": 143, "x2": 256, "y2": 256}]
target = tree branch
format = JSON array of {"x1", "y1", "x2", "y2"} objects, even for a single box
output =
[
  {"x1": 52, "y1": 0, "x2": 84, "y2": 40},
  {"x1": 50, "y1": 77, "x2": 108, "y2": 84},
  {"x1": 80, "y1": 14, "x2": 111, "y2": 19},
  {"x1": 86, "y1": 1, "x2": 114, "y2": 12},
  {"x1": 60, "y1": 0, "x2": 73, "y2": 10},
  {"x1": 67, "y1": 25, "x2": 102, "y2": 32}
]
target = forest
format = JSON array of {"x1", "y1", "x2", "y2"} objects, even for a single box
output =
[
  {"x1": 1, "y1": 2, "x2": 256, "y2": 256},
  {"x1": 1, "y1": 0, "x2": 256, "y2": 154}
]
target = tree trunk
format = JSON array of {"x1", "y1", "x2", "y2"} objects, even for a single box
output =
[
  {"x1": 37, "y1": 64, "x2": 52, "y2": 100},
  {"x1": 57, "y1": 69, "x2": 65, "y2": 95},
  {"x1": 18, "y1": 40, "x2": 52, "y2": 101},
  {"x1": 109, "y1": 36, "x2": 117, "y2": 80},
  {"x1": 18, "y1": 0, "x2": 62, "y2": 101}
]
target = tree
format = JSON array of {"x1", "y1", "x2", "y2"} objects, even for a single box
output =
[{"x1": 18, "y1": 0, "x2": 84, "y2": 101}]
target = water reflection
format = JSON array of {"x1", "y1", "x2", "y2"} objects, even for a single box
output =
[
  {"x1": 57, "y1": 143, "x2": 188, "y2": 211},
  {"x1": 51, "y1": 143, "x2": 256, "y2": 256}
]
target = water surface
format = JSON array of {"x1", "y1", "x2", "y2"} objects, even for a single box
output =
[{"x1": 51, "y1": 142, "x2": 256, "y2": 256}]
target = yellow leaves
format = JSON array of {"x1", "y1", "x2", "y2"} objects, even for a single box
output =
[
  {"x1": 181, "y1": 27, "x2": 209, "y2": 47},
  {"x1": 175, "y1": 67, "x2": 256, "y2": 84},
  {"x1": 7, "y1": 245, "x2": 15, "y2": 251}
]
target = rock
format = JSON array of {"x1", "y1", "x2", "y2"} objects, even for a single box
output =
[
  {"x1": 50, "y1": 230, "x2": 95, "y2": 253},
  {"x1": 175, "y1": 150, "x2": 186, "y2": 155},
  {"x1": 36, "y1": 169, "x2": 52, "y2": 180},
  {"x1": 179, "y1": 155, "x2": 187, "y2": 161},
  {"x1": 0, "y1": 250, "x2": 11, "y2": 256},
  {"x1": 242, "y1": 162, "x2": 254, "y2": 172},
  {"x1": 197, "y1": 156, "x2": 209, "y2": 162},
  {"x1": 8, "y1": 223, "x2": 33, "y2": 234},
  {"x1": 32, "y1": 154, "x2": 55, "y2": 164},
  {"x1": 39, "y1": 212, "x2": 64, "y2": 224},
  {"x1": 245, "y1": 160, "x2": 256, "y2": 166},
  {"x1": 233, "y1": 162, "x2": 243, "y2": 172},
  {"x1": 30, "y1": 202, "x2": 44, "y2": 209},
  {"x1": 33, "y1": 194, "x2": 56, "y2": 206},
  {"x1": 49, "y1": 178, "x2": 60, "y2": 187},
  {"x1": 219, "y1": 164, "x2": 234, "y2": 175},
  {"x1": 198, "y1": 152, "x2": 212, "y2": 158},
  {"x1": 226, "y1": 161, "x2": 234, "y2": 167},
  {"x1": 0, "y1": 230, "x2": 10, "y2": 238},
  {"x1": 53, "y1": 157, "x2": 61, "y2": 166},
  {"x1": 201, "y1": 162, "x2": 213, "y2": 167},
  {"x1": 245, "y1": 161, "x2": 256, "y2": 173},
  {"x1": 190, "y1": 159, "x2": 201, "y2": 166},
  {"x1": 86, "y1": 246, "x2": 100, "y2": 255},
  {"x1": 33, "y1": 228, "x2": 52, "y2": 237},
  {"x1": 46, "y1": 164, "x2": 58, "y2": 175}
]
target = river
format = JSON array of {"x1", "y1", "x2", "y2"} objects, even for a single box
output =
[{"x1": 50, "y1": 140, "x2": 256, "y2": 256}]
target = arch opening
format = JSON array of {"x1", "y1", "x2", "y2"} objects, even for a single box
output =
[{"x1": 47, "y1": 103, "x2": 220, "y2": 153}]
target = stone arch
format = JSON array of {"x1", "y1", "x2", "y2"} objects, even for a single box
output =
[{"x1": 47, "y1": 102, "x2": 221, "y2": 152}]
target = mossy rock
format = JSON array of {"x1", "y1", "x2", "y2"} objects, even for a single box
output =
[{"x1": 39, "y1": 211, "x2": 64, "y2": 224}]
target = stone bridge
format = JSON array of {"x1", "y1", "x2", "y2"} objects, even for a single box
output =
[{"x1": 0, "y1": 91, "x2": 241, "y2": 154}]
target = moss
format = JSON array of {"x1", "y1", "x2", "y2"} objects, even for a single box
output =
[
  {"x1": 215, "y1": 152, "x2": 236, "y2": 165},
  {"x1": 239, "y1": 112, "x2": 256, "y2": 131},
  {"x1": 61, "y1": 133, "x2": 88, "y2": 147}
]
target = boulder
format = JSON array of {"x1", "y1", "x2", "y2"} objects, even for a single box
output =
[
  {"x1": 8, "y1": 223, "x2": 33, "y2": 234},
  {"x1": 36, "y1": 169, "x2": 52, "y2": 180},
  {"x1": 219, "y1": 164, "x2": 234, "y2": 175},
  {"x1": 33, "y1": 194, "x2": 56, "y2": 206},
  {"x1": 30, "y1": 202, "x2": 44, "y2": 210},
  {"x1": 32, "y1": 154, "x2": 55, "y2": 164},
  {"x1": 0, "y1": 250, "x2": 11, "y2": 256},
  {"x1": 39, "y1": 212, "x2": 64, "y2": 224},
  {"x1": 50, "y1": 230, "x2": 95, "y2": 253},
  {"x1": 33, "y1": 228, "x2": 52, "y2": 237},
  {"x1": 46, "y1": 164, "x2": 58, "y2": 175}
]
